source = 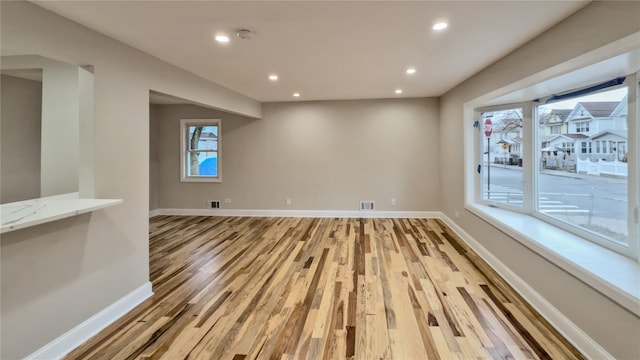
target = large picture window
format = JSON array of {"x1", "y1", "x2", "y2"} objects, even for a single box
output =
[
  {"x1": 473, "y1": 73, "x2": 638, "y2": 259},
  {"x1": 180, "y1": 119, "x2": 221, "y2": 182},
  {"x1": 536, "y1": 87, "x2": 629, "y2": 247}
]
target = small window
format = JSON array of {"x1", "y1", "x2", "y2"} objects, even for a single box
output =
[
  {"x1": 581, "y1": 141, "x2": 591, "y2": 154},
  {"x1": 576, "y1": 121, "x2": 590, "y2": 133},
  {"x1": 180, "y1": 119, "x2": 221, "y2": 182}
]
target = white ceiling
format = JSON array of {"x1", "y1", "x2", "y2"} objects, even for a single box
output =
[{"x1": 32, "y1": 1, "x2": 589, "y2": 103}]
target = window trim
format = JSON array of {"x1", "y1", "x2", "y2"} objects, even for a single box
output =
[{"x1": 179, "y1": 118, "x2": 222, "y2": 183}]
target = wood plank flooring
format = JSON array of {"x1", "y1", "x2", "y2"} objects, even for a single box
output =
[{"x1": 64, "y1": 216, "x2": 585, "y2": 360}]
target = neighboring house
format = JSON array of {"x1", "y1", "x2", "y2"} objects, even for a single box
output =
[
  {"x1": 542, "y1": 133, "x2": 589, "y2": 155},
  {"x1": 491, "y1": 119, "x2": 523, "y2": 164},
  {"x1": 541, "y1": 109, "x2": 570, "y2": 135},
  {"x1": 541, "y1": 96, "x2": 627, "y2": 164},
  {"x1": 565, "y1": 101, "x2": 618, "y2": 135},
  {"x1": 496, "y1": 137, "x2": 522, "y2": 165},
  {"x1": 610, "y1": 95, "x2": 628, "y2": 129},
  {"x1": 540, "y1": 134, "x2": 588, "y2": 170},
  {"x1": 589, "y1": 130, "x2": 627, "y2": 161}
]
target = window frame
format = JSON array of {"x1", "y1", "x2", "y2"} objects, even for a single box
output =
[
  {"x1": 475, "y1": 103, "x2": 531, "y2": 213},
  {"x1": 179, "y1": 118, "x2": 222, "y2": 183},
  {"x1": 470, "y1": 74, "x2": 638, "y2": 260},
  {"x1": 533, "y1": 80, "x2": 635, "y2": 256},
  {"x1": 575, "y1": 120, "x2": 590, "y2": 133}
]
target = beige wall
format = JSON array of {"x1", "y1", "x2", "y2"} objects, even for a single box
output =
[
  {"x1": 152, "y1": 98, "x2": 440, "y2": 211},
  {"x1": 439, "y1": 2, "x2": 640, "y2": 359},
  {"x1": 149, "y1": 104, "x2": 160, "y2": 211},
  {"x1": 0, "y1": 1, "x2": 259, "y2": 359},
  {"x1": 2, "y1": 0, "x2": 639, "y2": 359},
  {"x1": 0, "y1": 74, "x2": 42, "y2": 203}
]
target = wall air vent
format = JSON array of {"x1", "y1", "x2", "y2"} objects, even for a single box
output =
[{"x1": 360, "y1": 201, "x2": 375, "y2": 211}]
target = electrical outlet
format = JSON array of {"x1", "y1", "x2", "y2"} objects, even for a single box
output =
[
  {"x1": 208, "y1": 200, "x2": 220, "y2": 209},
  {"x1": 286, "y1": 198, "x2": 292, "y2": 206},
  {"x1": 224, "y1": 198, "x2": 232, "y2": 204},
  {"x1": 455, "y1": 211, "x2": 460, "y2": 218},
  {"x1": 391, "y1": 198, "x2": 397, "y2": 206}
]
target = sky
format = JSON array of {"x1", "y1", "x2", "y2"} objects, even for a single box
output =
[{"x1": 541, "y1": 87, "x2": 627, "y2": 110}]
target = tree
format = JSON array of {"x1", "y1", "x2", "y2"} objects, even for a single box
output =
[
  {"x1": 189, "y1": 126, "x2": 203, "y2": 175},
  {"x1": 494, "y1": 109, "x2": 523, "y2": 134},
  {"x1": 501, "y1": 115, "x2": 522, "y2": 133}
]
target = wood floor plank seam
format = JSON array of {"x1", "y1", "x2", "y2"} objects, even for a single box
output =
[{"x1": 63, "y1": 216, "x2": 585, "y2": 360}]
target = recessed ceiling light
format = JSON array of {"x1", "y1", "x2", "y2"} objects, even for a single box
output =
[
  {"x1": 395, "y1": 89, "x2": 403, "y2": 94},
  {"x1": 433, "y1": 22, "x2": 448, "y2": 31},
  {"x1": 293, "y1": 92, "x2": 300, "y2": 97},
  {"x1": 406, "y1": 68, "x2": 416, "y2": 75},
  {"x1": 215, "y1": 34, "x2": 230, "y2": 43},
  {"x1": 268, "y1": 74, "x2": 279, "y2": 81}
]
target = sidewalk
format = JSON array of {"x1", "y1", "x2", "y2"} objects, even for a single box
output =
[{"x1": 487, "y1": 163, "x2": 627, "y2": 183}]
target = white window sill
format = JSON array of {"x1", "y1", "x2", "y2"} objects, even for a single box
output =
[
  {"x1": 466, "y1": 203, "x2": 640, "y2": 317},
  {"x1": 0, "y1": 192, "x2": 123, "y2": 234},
  {"x1": 180, "y1": 177, "x2": 222, "y2": 183}
]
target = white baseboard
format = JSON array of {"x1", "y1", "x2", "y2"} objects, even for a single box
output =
[
  {"x1": 25, "y1": 282, "x2": 153, "y2": 360},
  {"x1": 150, "y1": 208, "x2": 439, "y2": 219},
  {"x1": 438, "y1": 214, "x2": 613, "y2": 360}
]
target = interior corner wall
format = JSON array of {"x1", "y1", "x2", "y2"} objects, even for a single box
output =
[
  {"x1": 0, "y1": 74, "x2": 42, "y2": 203},
  {"x1": 0, "y1": 1, "x2": 259, "y2": 359},
  {"x1": 149, "y1": 104, "x2": 160, "y2": 211},
  {"x1": 438, "y1": 1, "x2": 640, "y2": 359},
  {"x1": 152, "y1": 98, "x2": 440, "y2": 212}
]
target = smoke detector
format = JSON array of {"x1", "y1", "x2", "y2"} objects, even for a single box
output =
[{"x1": 236, "y1": 28, "x2": 255, "y2": 40}]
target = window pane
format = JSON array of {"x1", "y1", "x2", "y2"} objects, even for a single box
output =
[
  {"x1": 536, "y1": 87, "x2": 628, "y2": 245},
  {"x1": 188, "y1": 125, "x2": 218, "y2": 151},
  {"x1": 481, "y1": 108, "x2": 524, "y2": 207},
  {"x1": 184, "y1": 122, "x2": 219, "y2": 178},
  {"x1": 187, "y1": 151, "x2": 218, "y2": 177}
]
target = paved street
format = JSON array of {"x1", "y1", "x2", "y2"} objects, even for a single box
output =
[{"x1": 482, "y1": 165, "x2": 628, "y2": 241}]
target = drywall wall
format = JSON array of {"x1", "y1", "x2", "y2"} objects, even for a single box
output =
[
  {"x1": 0, "y1": 1, "x2": 259, "y2": 359},
  {"x1": 151, "y1": 98, "x2": 440, "y2": 212},
  {"x1": 2, "y1": 55, "x2": 97, "y2": 198},
  {"x1": 439, "y1": 2, "x2": 640, "y2": 359},
  {"x1": 149, "y1": 104, "x2": 160, "y2": 211},
  {"x1": 0, "y1": 74, "x2": 42, "y2": 203}
]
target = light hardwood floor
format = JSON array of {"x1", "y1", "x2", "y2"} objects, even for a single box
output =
[{"x1": 65, "y1": 216, "x2": 584, "y2": 359}]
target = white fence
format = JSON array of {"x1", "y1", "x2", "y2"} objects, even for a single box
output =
[{"x1": 577, "y1": 158, "x2": 627, "y2": 177}]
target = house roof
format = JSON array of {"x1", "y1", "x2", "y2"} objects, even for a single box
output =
[
  {"x1": 549, "y1": 109, "x2": 571, "y2": 122},
  {"x1": 576, "y1": 101, "x2": 619, "y2": 118},
  {"x1": 589, "y1": 130, "x2": 627, "y2": 140},
  {"x1": 545, "y1": 134, "x2": 588, "y2": 142},
  {"x1": 611, "y1": 95, "x2": 628, "y2": 117},
  {"x1": 497, "y1": 137, "x2": 521, "y2": 145},
  {"x1": 563, "y1": 134, "x2": 589, "y2": 140}
]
